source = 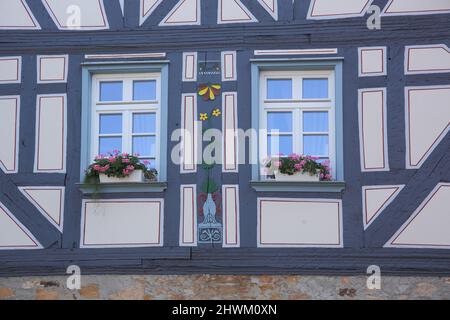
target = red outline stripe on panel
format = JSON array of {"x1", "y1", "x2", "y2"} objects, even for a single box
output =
[
  {"x1": 360, "y1": 48, "x2": 385, "y2": 75},
  {"x1": 310, "y1": 0, "x2": 372, "y2": 18},
  {"x1": 82, "y1": 200, "x2": 162, "y2": 247},
  {"x1": 222, "y1": 52, "x2": 236, "y2": 81},
  {"x1": 407, "y1": 87, "x2": 450, "y2": 168},
  {"x1": 43, "y1": 0, "x2": 107, "y2": 29},
  {"x1": 390, "y1": 184, "x2": 450, "y2": 247},
  {"x1": 224, "y1": 186, "x2": 239, "y2": 246},
  {"x1": 0, "y1": 97, "x2": 18, "y2": 173},
  {"x1": 360, "y1": 89, "x2": 387, "y2": 170},
  {"x1": 258, "y1": 199, "x2": 342, "y2": 246},
  {"x1": 36, "y1": 95, "x2": 65, "y2": 172},
  {"x1": 181, "y1": 186, "x2": 195, "y2": 245}
]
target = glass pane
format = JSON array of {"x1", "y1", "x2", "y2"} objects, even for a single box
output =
[
  {"x1": 140, "y1": 158, "x2": 156, "y2": 169},
  {"x1": 267, "y1": 112, "x2": 292, "y2": 133},
  {"x1": 99, "y1": 137, "x2": 122, "y2": 154},
  {"x1": 303, "y1": 79, "x2": 328, "y2": 99},
  {"x1": 133, "y1": 136, "x2": 156, "y2": 157},
  {"x1": 303, "y1": 135, "x2": 329, "y2": 156},
  {"x1": 268, "y1": 135, "x2": 292, "y2": 156},
  {"x1": 133, "y1": 80, "x2": 156, "y2": 101},
  {"x1": 303, "y1": 112, "x2": 329, "y2": 132},
  {"x1": 133, "y1": 113, "x2": 156, "y2": 134},
  {"x1": 100, "y1": 81, "x2": 123, "y2": 101},
  {"x1": 267, "y1": 79, "x2": 292, "y2": 99},
  {"x1": 99, "y1": 114, "x2": 122, "y2": 134}
]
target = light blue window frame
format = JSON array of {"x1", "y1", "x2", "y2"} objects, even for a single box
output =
[
  {"x1": 251, "y1": 58, "x2": 344, "y2": 183},
  {"x1": 80, "y1": 61, "x2": 169, "y2": 182}
]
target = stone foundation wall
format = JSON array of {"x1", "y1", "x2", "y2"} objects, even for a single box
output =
[{"x1": 0, "y1": 275, "x2": 449, "y2": 300}]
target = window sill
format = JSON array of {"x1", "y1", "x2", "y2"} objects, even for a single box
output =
[
  {"x1": 250, "y1": 180, "x2": 346, "y2": 193},
  {"x1": 77, "y1": 181, "x2": 167, "y2": 195}
]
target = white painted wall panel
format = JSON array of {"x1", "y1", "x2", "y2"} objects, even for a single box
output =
[
  {"x1": 383, "y1": 0, "x2": 450, "y2": 16},
  {"x1": 223, "y1": 185, "x2": 240, "y2": 248},
  {"x1": 180, "y1": 185, "x2": 197, "y2": 246},
  {"x1": 359, "y1": 88, "x2": 389, "y2": 172},
  {"x1": 81, "y1": 199, "x2": 164, "y2": 248},
  {"x1": 0, "y1": 57, "x2": 21, "y2": 84},
  {"x1": 181, "y1": 94, "x2": 197, "y2": 173},
  {"x1": 34, "y1": 94, "x2": 67, "y2": 173},
  {"x1": 258, "y1": 198, "x2": 343, "y2": 248},
  {"x1": 0, "y1": 96, "x2": 19, "y2": 174},
  {"x1": 308, "y1": 0, "x2": 373, "y2": 19},
  {"x1": 405, "y1": 45, "x2": 450, "y2": 75},
  {"x1": 222, "y1": 92, "x2": 238, "y2": 172},
  {"x1": 0, "y1": 0, "x2": 40, "y2": 30},
  {"x1": 37, "y1": 55, "x2": 69, "y2": 83}
]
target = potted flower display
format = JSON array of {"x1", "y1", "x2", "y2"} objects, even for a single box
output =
[
  {"x1": 264, "y1": 154, "x2": 332, "y2": 182},
  {"x1": 85, "y1": 151, "x2": 157, "y2": 183}
]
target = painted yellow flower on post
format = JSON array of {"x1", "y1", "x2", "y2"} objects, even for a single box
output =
[
  {"x1": 199, "y1": 113, "x2": 208, "y2": 121},
  {"x1": 212, "y1": 108, "x2": 221, "y2": 117}
]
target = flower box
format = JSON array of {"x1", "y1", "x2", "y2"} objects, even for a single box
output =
[
  {"x1": 275, "y1": 171, "x2": 320, "y2": 182},
  {"x1": 99, "y1": 170, "x2": 144, "y2": 184}
]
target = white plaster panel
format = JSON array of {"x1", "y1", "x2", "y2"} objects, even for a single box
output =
[
  {"x1": 406, "y1": 86, "x2": 450, "y2": 169},
  {"x1": 387, "y1": 183, "x2": 450, "y2": 249},
  {"x1": 383, "y1": 0, "x2": 450, "y2": 16},
  {"x1": 308, "y1": 0, "x2": 373, "y2": 19},
  {"x1": 34, "y1": 94, "x2": 67, "y2": 173},
  {"x1": 222, "y1": 92, "x2": 238, "y2": 172},
  {"x1": 0, "y1": 96, "x2": 20, "y2": 173},
  {"x1": 254, "y1": 48, "x2": 338, "y2": 56},
  {"x1": 358, "y1": 88, "x2": 389, "y2": 172},
  {"x1": 405, "y1": 45, "x2": 450, "y2": 75},
  {"x1": 160, "y1": 0, "x2": 200, "y2": 26},
  {"x1": 37, "y1": 55, "x2": 68, "y2": 83},
  {"x1": 258, "y1": 198, "x2": 343, "y2": 248},
  {"x1": 221, "y1": 51, "x2": 237, "y2": 82},
  {"x1": 362, "y1": 185, "x2": 404, "y2": 229},
  {"x1": 183, "y1": 52, "x2": 197, "y2": 82},
  {"x1": 359, "y1": 47, "x2": 387, "y2": 77},
  {"x1": 42, "y1": 0, "x2": 109, "y2": 30},
  {"x1": 81, "y1": 199, "x2": 164, "y2": 248},
  {"x1": 223, "y1": 185, "x2": 240, "y2": 248},
  {"x1": 181, "y1": 94, "x2": 197, "y2": 173},
  {"x1": 180, "y1": 185, "x2": 197, "y2": 246},
  {"x1": 218, "y1": 0, "x2": 258, "y2": 24},
  {"x1": 19, "y1": 187, "x2": 65, "y2": 232},
  {"x1": 0, "y1": 202, "x2": 42, "y2": 250},
  {"x1": 0, "y1": 0, "x2": 40, "y2": 30},
  {"x1": 0, "y1": 56, "x2": 21, "y2": 84}
]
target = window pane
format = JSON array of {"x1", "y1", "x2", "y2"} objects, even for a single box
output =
[
  {"x1": 99, "y1": 114, "x2": 122, "y2": 134},
  {"x1": 133, "y1": 136, "x2": 156, "y2": 157},
  {"x1": 100, "y1": 81, "x2": 123, "y2": 101},
  {"x1": 133, "y1": 80, "x2": 156, "y2": 101},
  {"x1": 303, "y1": 79, "x2": 328, "y2": 99},
  {"x1": 267, "y1": 79, "x2": 292, "y2": 99},
  {"x1": 99, "y1": 137, "x2": 122, "y2": 154},
  {"x1": 140, "y1": 158, "x2": 156, "y2": 169},
  {"x1": 267, "y1": 112, "x2": 292, "y2": 133},
  {"x1": 303, "y1": 112, "x2": 329, "y2": 132},
  {"x1": 268, "y1": 135, "x2": 292, "y2": 156},
  {"x1": 133, "y1": 113, "x2": 156, "y2": 134},
  {"x1": 303, "y1": 135, "x2": 329, "y2": 156}
]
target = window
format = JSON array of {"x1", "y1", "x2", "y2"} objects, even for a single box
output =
[
  {"x1": 91, "y1": 73, "x2": 161, "y2": 173},
  {"x1": 260, "y1": 70, "x2": 336, "y2": 178}
]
